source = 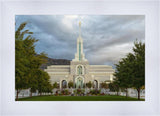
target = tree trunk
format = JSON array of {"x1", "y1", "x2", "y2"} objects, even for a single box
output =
[
  {"x1": 126, "y1": 88, "x2": 128, "y2": 98},
  {"x1": 16, "y1": 89, "x2": 19, "y2": 101},
  {"x1": 30, "y1": 92, "x2": 32, "y2": 97},
  {"x1": 137, "y1": 88, "x2": 140, "y2": 100},
  {"x1": 116, "y1": 91, "x2": 119, "y2": 96}
]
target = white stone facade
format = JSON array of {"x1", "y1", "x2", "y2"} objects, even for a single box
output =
[{"x1": 44, "y1": 21, "x2": 115, "y2": 89}]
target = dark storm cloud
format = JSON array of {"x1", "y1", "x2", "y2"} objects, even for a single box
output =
[{"x1": 15, "y1": 15, "x2": 145, "y2": 67}]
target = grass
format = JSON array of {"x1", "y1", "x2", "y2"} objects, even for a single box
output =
[{"x1": 18, "y1": 95, "x2": 145, "y2": 101}]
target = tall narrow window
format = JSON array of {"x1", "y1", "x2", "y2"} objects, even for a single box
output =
[
  {"x1": 62, "y1": 80, "x2": 67, "y2": 88},
  {"x1": 76, "y1": 77, "x2": 83, "y2": 88},
  {"x1": 77, "y1": 65, "x2": 82, "y2": 75},
  {"x1": 94, "y1": 80, "x2": 98, "y2": 89},
  {"x1": 79, "y1": 42, "x2": 81, "y2": 61}
]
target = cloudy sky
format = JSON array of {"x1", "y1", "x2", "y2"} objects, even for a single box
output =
[{"x1": 15, "y1": 15, "x2": 145, "y2": 68}]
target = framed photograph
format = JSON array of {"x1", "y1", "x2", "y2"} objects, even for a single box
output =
[
  {"x1": 14, "y1": 14, "x2": 145, "y2": 101},
  {"x1": 1, "y1": 0, "x2": 160, "y2": 116}
]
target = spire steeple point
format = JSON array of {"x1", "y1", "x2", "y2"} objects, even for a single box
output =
[
  {"x1": 79, "y1": 21, "x2": 81, "y2": 37},
  {"x1": 79, "y1": 21, "x2": 81, "y2": 26},
  {"x1": 72, "y1": 20, "x2": 87, "y2": 62}
]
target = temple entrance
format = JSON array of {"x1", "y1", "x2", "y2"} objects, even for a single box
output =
[
  {"x1": 62, "y1": 80, "x2": 67, "y2": 89},
  {"x1": 93, "y1": 80, "x2": 98, "y2": 89},
  {"x1": 76, "y1": 77, "x2": 83, "y2": 89}
]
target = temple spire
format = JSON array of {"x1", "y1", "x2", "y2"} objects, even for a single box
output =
[
  {"x1": 79, "y1": 21, "x2": 81, "y2": 37},
  {"x1": 72, "y1": 20, "x2": 87, "y2": 62}
]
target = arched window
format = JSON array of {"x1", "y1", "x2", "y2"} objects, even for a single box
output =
[
  {"x1": 62, "y1": 80, "x2": 67, "y2": 88},
  {"x1": 94, "y1": 80, "x2": 98, "y2": 89},
  {"x1": 76, "y1": 77, "x2": 83, "y2": 88},
  {"x1": 77, "y1": 65, "x2": 82, "y2": 75}
]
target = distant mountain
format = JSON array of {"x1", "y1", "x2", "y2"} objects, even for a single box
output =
[{"x1": 40, "y1": 57, "x2": 70, "y2": 70}]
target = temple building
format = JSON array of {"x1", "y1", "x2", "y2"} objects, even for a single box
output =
[{"x1": 44, "y1": 21, "x2": 115, "y2": 89}]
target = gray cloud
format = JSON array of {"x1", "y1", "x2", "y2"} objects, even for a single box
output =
[{"x1": 15, "y1": 15, "x2": 145, "y2": 67}]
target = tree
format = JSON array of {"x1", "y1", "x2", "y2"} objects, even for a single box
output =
[
  {"x1": 114, "y1": 55, "x2": 134, "y2": 98},
  {"x1": 23, "y1": 37, "x2": 47, "y2": 97},
  {"x1": 86, "y1": 81, "x2": 92, "y2": 88},
  {"x1": 37, "y1": 70, "x2": 51, "y2": 96},
  {"x1": 53, "y1": 82, "x2": 59, "y2": 89},
  {"x1": 15, "y1": 22, "x2": 33, "y2": 100},
  {"x1": 132, "y1": 41, "x2": 145, "y2": 100},
  {"x1": 109, "y1": 78, "x2": 120, "y2": 95},
  {"x1": 68, "y1": 81, "x2": 74, "y2": 88},
  {"x1": 43, "y1": 83, "x2": 53, "y2": 94},
  {"x1": 15, "y1": 22, "x2": 49, "y2": 99},
  {"x1": 114, "y1": 40, "x2": 145, "y2": 99},
  {"x1": 28, "y1": 53, "x2": 48, "y2": 97}
]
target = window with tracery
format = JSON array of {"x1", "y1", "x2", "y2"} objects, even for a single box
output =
[{"x1": 77, "y1": 65, "x2": 82, "y2": 75}]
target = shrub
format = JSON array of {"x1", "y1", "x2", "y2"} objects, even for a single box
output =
[
  {"x1": 100, "y1": 93, "x2": 105, "y2": 95},
  {"x1": 53, "y1": 82, "x2": 59, "y2": 89},
  {"x1": 68, "y1": 81, "x2": 74, "y2": 88},
  {"x1": 55, "y1": 90, "x2": 60, "y2": 96},
  {"x1": 86, "y1": 81, "x2": 92, "y2": 88},
  {"x1": 89, "y1": 89, "x2": 101, "y2": 95},
  {"x1": 61, "y1": 89, "x2": 69, "y2": 95},
  {"x1": 74, "y1": 89, "x2": 85, "y2": 95}
]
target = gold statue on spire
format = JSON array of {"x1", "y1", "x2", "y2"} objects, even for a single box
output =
[{"x1": 79, "y1": 21, "x2": 81, "y2": 26}]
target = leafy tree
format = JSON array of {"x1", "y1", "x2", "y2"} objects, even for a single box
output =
[
  {"x1": 28, "y1": 53, "x2": 47, "y2": 97},
  {"x1": 15, "y1": 22, "x2": 33, "y2": 100},
  {"x1": 37, "y1": 70, "x2": 51, "y2": 96},
  {"x1": 141, "y1": 85, "x2": 145, "y2": 90},
  {"x1": 114, "y1": 41, "x2": 145, "y2": 99},
  {"x1": 68, "y1": 81, "x2": 74, "y2": 88},
  {"x1": 23, "y1": 37, "x2": 47, "y2": 97},
  {"x1": 132, "y1": 41, "x2": 145, "y2": 100},
  {"x1": 114, "y1": 53, "x2": 135, "y2": 97},
  {"x1": 109, "y1": 78, "x2": 120, "y2": 95},
  {"x1": 86, "y1": 81, "x2": 92, "y2": 88},
  {"x1": 53, "y1": 82, "x2": 59, "y2": 89},
  {"x1": 15, "y1": 22, "x2": 50, "y2": 99},
  {"x1": 43, "y1": 83, "x2": 53, "y2": 94}
]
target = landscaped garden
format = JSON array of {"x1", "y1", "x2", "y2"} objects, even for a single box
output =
[
  {"x1": 18, "y1": 95, "x2": 144, "y2": 101},
  {"x1": 15, "y1": 22, "x2": 145, "y2": 101}
]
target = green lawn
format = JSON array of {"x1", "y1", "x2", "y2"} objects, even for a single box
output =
[{"x1": 18, "y1": 95, "x2": 144, "y2": 101}]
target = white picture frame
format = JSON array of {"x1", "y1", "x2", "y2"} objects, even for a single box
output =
[{"x1": 0, "y1": 0, "x2": 160, "y2": 116}]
